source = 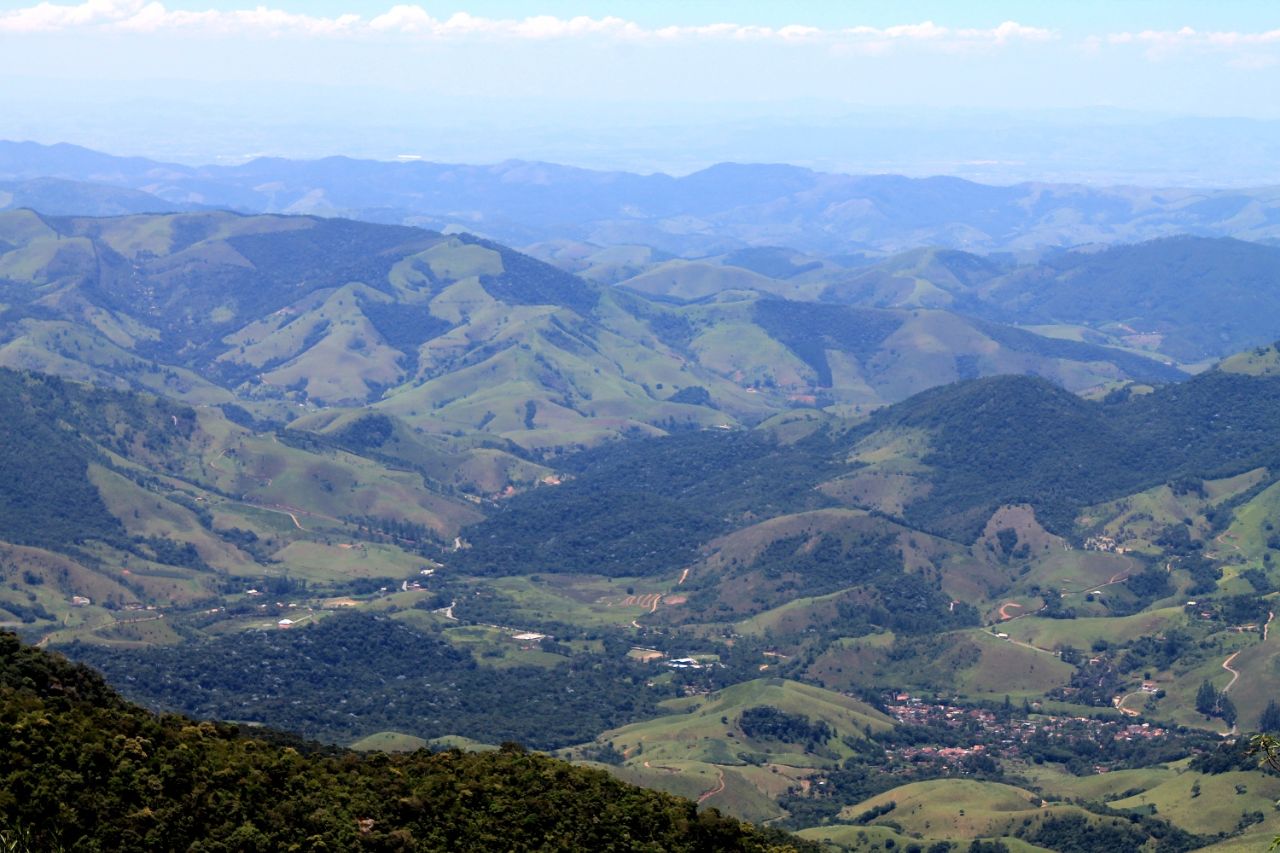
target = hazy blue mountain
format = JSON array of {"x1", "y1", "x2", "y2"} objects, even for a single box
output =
[
  {"x1": 6, "y1": 141, "x2": 1280, "y2": 255},
  {"x1": 0, "y1": 177, "x2": 188, "y2": 216}
]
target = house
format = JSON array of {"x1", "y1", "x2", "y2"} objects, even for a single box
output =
[
  {"x1": 277, "y1": 618, "x2": 295, "y2": 629},
  {"x1": 70, "y1": 595, "x2": 91, "y2": 607}
]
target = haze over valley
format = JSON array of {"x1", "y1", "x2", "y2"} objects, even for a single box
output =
[{"x1": 4, "y1": 2, "x2": 1280, "y2": 851}]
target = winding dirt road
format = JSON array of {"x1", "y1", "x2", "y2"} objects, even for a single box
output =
[
  {"x1": 698, "y1": 769, "x2": 726, "y2": 804},
  {"x1": 1222, "y1": 651, "x2": 1242, "y2": 694}
]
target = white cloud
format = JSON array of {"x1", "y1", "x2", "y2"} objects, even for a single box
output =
[
  {"x1": 1104, "y1": 26, "x2": 1280, "y2": 63},
  {"x1": 0, "y1": 0, "x2": 143, "y2": 32},
  {"x1": 0, "y1": 2, "x2": 1055, "y2": 48}
]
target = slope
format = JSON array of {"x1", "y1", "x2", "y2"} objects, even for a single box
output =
[{"x1": 0, "y1": 630, "x2": 805, "y2": 852}]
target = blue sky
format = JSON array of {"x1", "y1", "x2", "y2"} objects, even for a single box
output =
[{"x1": 0, "y1": 1, "x2": 1278, "y2": 177}]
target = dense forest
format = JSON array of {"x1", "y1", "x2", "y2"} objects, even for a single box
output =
[
  {"x1": 453, "y1": 428, "x2": 844, "y2": 577},
  {"x1": 69, "y1": 613, "x2": 665, "y2": 748},
  {"x1": 0, "y1": 630, "x2": 810, "y2": 851}
]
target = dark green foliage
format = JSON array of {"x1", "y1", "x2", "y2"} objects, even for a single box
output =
[
  {"x1": 738, "y1": 706, "x2": 832, "y2": 745},
  {"x1": 361, "y1": 299, "x2": 453, "y2": 349},
  {"x1": 1259, "y1": 700, "x2": 1280, "y2": 733},
  {"x1": 468, "y1": 236, "x2": 601, "y2": 313},
  {"x1": 0, "y1": 371, "x2": 122, "y2": 550},
  {"x1": 1118, "y1": 630, "x2": 1193, "y2": 674},
  {"x1": 753, "y1": 300, "x2": 903, "y2": 386},
  {"x1": 333, "y1": 413, "x2": 396, "y2": 450},
  {"x1": 1196, "y1": 680, "x2": 1219, "y2": 716},
  {"x1": 1018, "y1": 811, "x2": 1202, "y2": 853},
  {"x1": 1120, "y1": 567, "x2": 1174, "y2": 611},
  {"x1": 1189, "y1": 737, "x2": 1259, "y2": 774},
  {"x1": 875, "y1": 370, "x2": 1280, "y2": 540},
  {"x1": 0, "y1": 631, "x2": 806, "y2": 852},
  {"x1": 851, "y1": 800, "x2": 897, "y2": 825},
  {"x1": 1241, "y1": 568, "x2": 1274, "y2": 593},
  {"x1": 454, "y1": 429, "x2": 841, "y2": 577},
  {"x1": 973, "y1": 320, "x2": 1184, "y2": 384},
  {"x1": 65, "y1": 613, "x2": 665, "y2": 749},
  {"x1": 966, "y1": 842, "x2": 1009, "y2": 853},
  {"x1": 1181, "y1": 554, "x2": 1223, "y2": 596},
  {"x1": 984, "y1": 236, "x2": 1280, "y2": 362},
  {"x1": 669, "y1": 385, "x2": 713, "y2": 406},
  {"x1": 722, "y1": 247, "x2": 821, "y2": 280},
  {"x1": 1220, "y1": 695, "x2": 1238, "y2": 728}
]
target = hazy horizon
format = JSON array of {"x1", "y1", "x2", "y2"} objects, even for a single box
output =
[{"x1": 3, "y1": 1, "x2": 1279, "y2": 186}]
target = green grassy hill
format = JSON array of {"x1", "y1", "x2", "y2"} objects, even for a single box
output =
[
  {"x1": 0, "y1": 368, "x2": 492, "y2": 636},
  {"x1": 0, "y1": 209, "x2": 1196, "y2": 452}
]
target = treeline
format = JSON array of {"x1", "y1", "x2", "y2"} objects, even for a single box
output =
[
  {"x1": 1, "y1": 631, "x2": 808, "y2": 852},
  {"x1": 64, "y1": 612, "x2": 668, "y2": 749}
]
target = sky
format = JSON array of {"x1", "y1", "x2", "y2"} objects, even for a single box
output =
[{"x1": 1, "y1": 1, "x2": 1279, "y2": 182}]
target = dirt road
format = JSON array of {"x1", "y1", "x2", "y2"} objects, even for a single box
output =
[
  {"x1": 1222, "y1": 650, "x2": 1242, "y2": 694},
  {"x1": 697, "y1": 769, "x2": 726, "y2": 804}
]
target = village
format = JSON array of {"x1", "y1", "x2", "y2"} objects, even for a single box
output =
[{"x1": 883, "y1": 693, "x2": 1171, "y2": 771}]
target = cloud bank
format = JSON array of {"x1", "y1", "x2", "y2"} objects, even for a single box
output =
[{"x1": 0, "y1": 1, "x2": 1053, "y2": 47}]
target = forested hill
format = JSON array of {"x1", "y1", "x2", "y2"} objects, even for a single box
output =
[
  {"x1": 454, "y1": 353, "x2": 1280, "y2": 582},
  {"x1": 0, "y1": 631, "x2": 809, "y2": 852}
]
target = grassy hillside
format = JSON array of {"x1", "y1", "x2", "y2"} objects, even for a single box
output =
[
  {"x1": 0, "y1": 368, "x2": 500, "y2": 637},
  {"x1": 0, "y1": 209, "x2": 1199, "y2": 453}
]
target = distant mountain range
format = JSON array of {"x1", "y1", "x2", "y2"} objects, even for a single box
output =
[
  {"x1": 5, "y1": 140, "x2": 1280, "y2": 256},
  {"x1": 569, "y1": 237, "x2": 1280, "y2": 365},
  {"x1": 0, "y1": 209, "x2": 1181, "y2": 452}
]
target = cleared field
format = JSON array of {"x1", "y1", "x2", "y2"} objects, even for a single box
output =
[
  {"x1": 956, "y1": 629, "x2": 1076, "y2": 696},
  {"x1": 999, "y1": 607, "x2": 1187, "y2": 651},
  {"x1": 349, "y1": 731, "x2": 430, "y2": 752},
  {"x1": 484, "y1": 574, "x2": 658, "y2": 628},
  {"x1": 1110, "y1": 770, "x2": 1280, "y2": 836},
  {"x1": 1014, "y1": 761, "x2": 1175, "y2": 802},
  {"x1": 837, "y1": 778, "x2": 1041, "y2": 835},
  {"x1": 598, "y1": 679, "x2": 892, "y2": 768},
  {"x1": 427, "y1": 735, "x2": 498, "y2": 753},
  {"x1": 271, "y1": 540, "x2": 424, "y2": 582},
  {"x1": 1021, "y1": 550, "x2": 1143, "y2": 598}
]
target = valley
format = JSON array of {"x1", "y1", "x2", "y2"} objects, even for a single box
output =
[{"x1": 2, "y1": 169, "x2": 1280, "y2": 852}]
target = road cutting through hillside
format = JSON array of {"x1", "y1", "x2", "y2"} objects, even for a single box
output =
[
  {"x1": 1222, "y1": 650, "x2": 1242, "y2": 694},
  {"x1": 1213, "y1": 530, "x2": 1243, "y2": 559},
  {"x1": 997, "y1": 602, "x2": 1024, "y2": 620},
  {"x1": 697, "y1": 769, "x2": 726, "y2": 804},
  {"x1": 996, "y1": 633, "x2": 1061, "y2": 659},
  {"x1": 1059, "y1": 571, "x2": 1131, "y2": 597},
  {"x1": 1114, "y1": 692, "x2": 1143, "y2": 717}
]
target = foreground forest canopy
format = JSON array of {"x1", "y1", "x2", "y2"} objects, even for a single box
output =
[{"x1": 0, "y1": 631, "x2": 808, "y2": 852}]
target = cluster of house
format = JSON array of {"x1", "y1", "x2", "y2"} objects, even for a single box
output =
[
  {"x1": 1084, "y1": 535, "x2": 1130, "y2": 554},
  {"x1": 884, "y1": 694, "x2": 1170, "y2": 765}
]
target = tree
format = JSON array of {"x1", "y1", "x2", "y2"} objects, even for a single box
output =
[
  {"x1": 1196, "y1": 680, "x2": 1219, "y2": 717},
  {"x1": 1258, "y1": 700, "x2": 1280, "y2": 733},
  {"x1": 1219, "y1": 695, "x2": 1238, "y2": 729}
]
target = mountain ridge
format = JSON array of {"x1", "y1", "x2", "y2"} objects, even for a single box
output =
[{"x1": 8, "y1": 140, "x2": 1280, "y2": 255}]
